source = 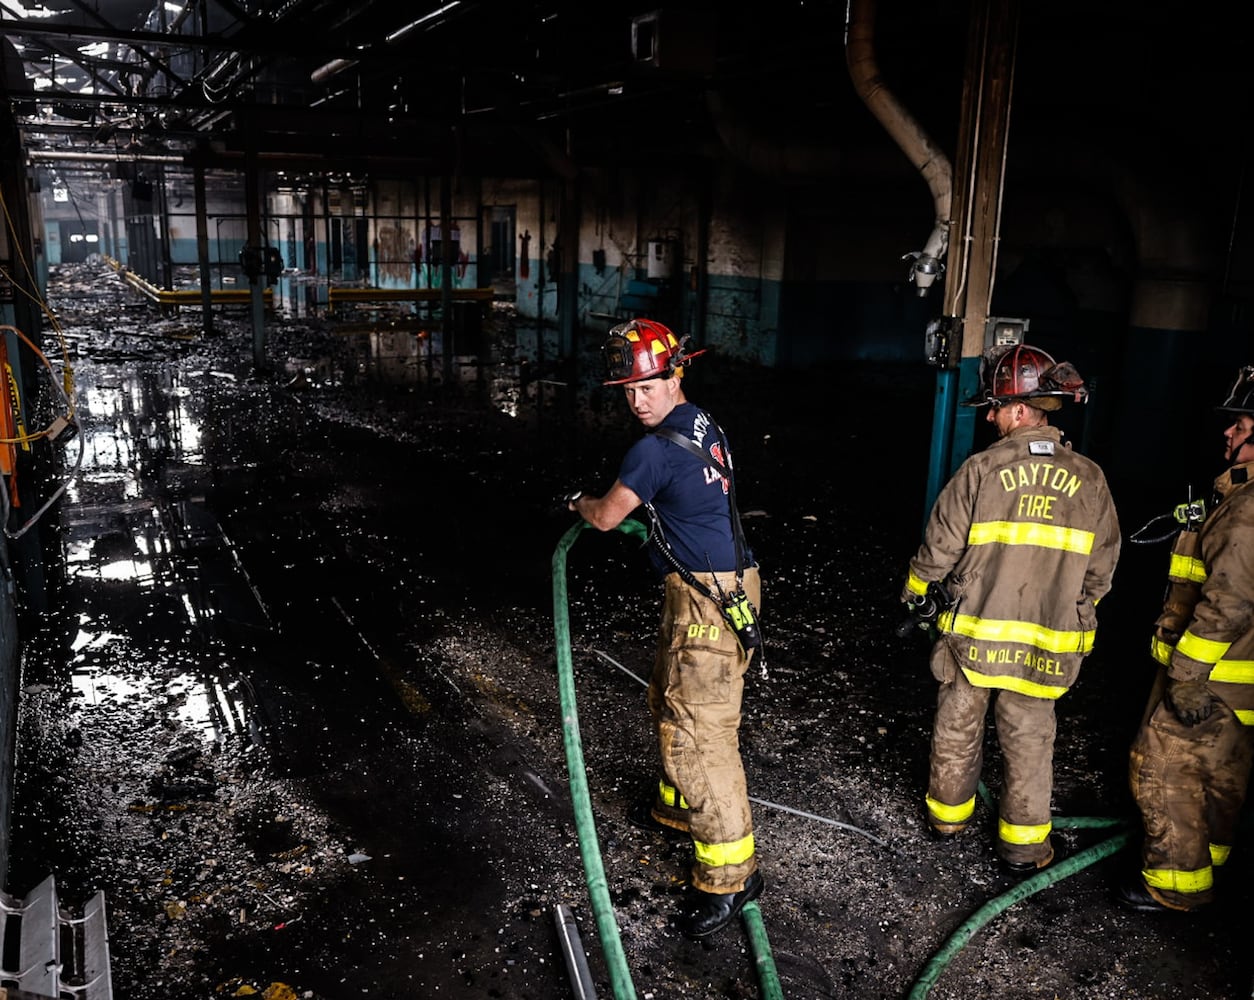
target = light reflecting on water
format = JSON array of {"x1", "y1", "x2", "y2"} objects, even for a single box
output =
[
  {"x1": 69, "y1": 631, "x2": 252, "y2": 743},
  {"x1": 167, "y1": 671, "x2": 252, "y2": 740},
  {"x1": 69, "y1": 623, "x2": 140, "y2": 706}
]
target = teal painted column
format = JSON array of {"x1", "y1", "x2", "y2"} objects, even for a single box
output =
[
  {"x1": 922, "y1": 356, "x2": 984, "y2": 528},
  {"x1": 923, "y1": 369, "x2": 958, "y2": 530},
  {"x1": 950, "y1": 355, "x2": 984, "y2": 475}
]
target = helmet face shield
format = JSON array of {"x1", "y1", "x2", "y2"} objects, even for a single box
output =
[{"x1": 602, "y1": 334, "x2": 639, "y2": 384}]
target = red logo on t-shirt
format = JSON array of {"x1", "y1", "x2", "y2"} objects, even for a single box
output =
[{"x1": 708, "y1": 442, "x2": 729, "y2": 494}]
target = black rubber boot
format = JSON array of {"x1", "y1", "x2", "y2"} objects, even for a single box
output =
[{"x1": 681, "y1": 871, "x2": 764, "y2": 939}]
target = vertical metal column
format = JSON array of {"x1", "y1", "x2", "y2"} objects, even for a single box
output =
[
  {"x1": 926, "y1": 0, "x2": 1019, "y2": 515},
  {"x1": 440, "y1": 172, "x2": 453, "y2": 382},
  {"x1": 537, "y1": 181, "x2": 546, "y2": 369},
  {"x1": 194, "y1": 163, "x2": 214, "y2": 335},
  {"x1": 243, "y1": 143, "x2": 265, "y2": 370},
  {"x1": 558, "y1": 171, "x2": 579, "y2": 360},
  {"x1": 157, "y1": 162, "x2": 173, "y2": 291},
  {"x1": 108, "y1": 183, "x2": 120, "y2": 259},
  {"x1": 694, "y1": 172, "x2": 711, "y2": 344}
]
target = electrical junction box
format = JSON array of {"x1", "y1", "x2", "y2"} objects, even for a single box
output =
[{"x1": 984, "y1": 316, "x2": 1029, "y2": 349}]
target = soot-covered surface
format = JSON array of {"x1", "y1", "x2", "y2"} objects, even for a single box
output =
[{"x1": 3, "y1": 260, "x2": 1250, "y2": 999}]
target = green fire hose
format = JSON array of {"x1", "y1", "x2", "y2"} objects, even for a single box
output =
[
  {"x1": 907, "y1": 826, "x2": 1131, "y2": 999},
  {"x1": 906, "y1": 781, "x2": 1131, "y2": 998},
  {"x1": 552, "y1": 518, "x2": 785, "y2": 1000},
  {"x1": 554, "y1": 518, "x2": 1129, "y2": 1000}
]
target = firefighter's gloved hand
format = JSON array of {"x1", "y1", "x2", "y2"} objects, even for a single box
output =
[
  {"x1": 895, "y1": 592, "x2": 937, "y2": 640},
  {"x1": 904, "y1": 591, "x2": 941, "y2": 625},
  {"x1": 1166, "y1": 679, "x2": 1216, "y2": 726}
]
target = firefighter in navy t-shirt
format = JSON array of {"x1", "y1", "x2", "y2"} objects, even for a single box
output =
[{"x1": 568, "y1": 318, "x2": 763, "y2": 939}]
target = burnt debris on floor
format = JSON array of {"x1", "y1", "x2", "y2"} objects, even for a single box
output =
[{"x1": 2, "y1": 259, "x2": 1251, "y2": 1000}]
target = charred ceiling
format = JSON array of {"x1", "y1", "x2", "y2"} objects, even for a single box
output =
[
  {"x1": 0, "y1": 0, "x2": 968, "y2": 178},
  {"x1": 2, "y1": 1, "x2": 1252, "y2": 184}
]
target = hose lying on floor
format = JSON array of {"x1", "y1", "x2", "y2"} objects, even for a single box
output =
[
  {"x1": 906, "y1": 780, "x2": 1131, "y2": 998},
  {"x1": 907, "y1": 827, "x2": 1131, "y2": 999},
  {"x1": 552, "y1": 518, "x2": 785, "y2": 1000}
]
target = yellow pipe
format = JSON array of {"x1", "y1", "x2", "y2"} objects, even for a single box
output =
[{"x1": 118, "y1": 266, "x2": 271, "y2": 306}]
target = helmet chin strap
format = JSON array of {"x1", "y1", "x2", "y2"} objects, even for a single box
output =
[{"x1": 1233, "y1": 434, "x2": 1254, "y2": 467}]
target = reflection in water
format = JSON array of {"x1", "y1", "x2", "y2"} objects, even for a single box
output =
[
  {"x1": 75, "y1": 367, "x2": 207, "y2": 489},
  {"x1": 68, "y1": 612, "x2": 258, "y2": 744},
  {"x1": 70, "y1": 662, "x2": 142, "y2": 706},
  {"x1": 169, "y1": 670, "x2": 259, "y2": 743},
  {"x1": 63, "y1": 504, "x2": 163, "y2": 590}
]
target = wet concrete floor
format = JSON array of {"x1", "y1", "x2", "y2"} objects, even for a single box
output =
[{"x1": 4, "y1": 260, "x2": 1252, "y2": 999}]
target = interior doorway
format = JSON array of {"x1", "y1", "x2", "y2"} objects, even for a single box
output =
[{"x1": 487, "y1": 206, "x2": 515, "y2": 284}]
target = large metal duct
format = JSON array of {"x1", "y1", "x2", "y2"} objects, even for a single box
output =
[{"x1": 846, "y1": 0, "x2": 952, "y2": 295}]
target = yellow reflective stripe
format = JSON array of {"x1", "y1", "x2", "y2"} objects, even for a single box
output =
[
  {"x1": 942, "y1": 612, "x2": 1094, "y2": 654},
  {"x1": 925, "y1": 794, "x2": 975, "y2": 825},
  {"x1": 1150, "y1": 635, "x2": 1175, "y2": 666},
  {"x1": 1177, "y1": 631, "x2": 1231, "y2": 666},
  {"x1": 1143, "y1": 865, "x2": 1213, "y2": 894},
  {"x1": 693, "y1": 832, "x2": 755, "y2": 868},
  {"x1": 968, "y1": 520, "x2": 1095, "y2": 554},
  {"x1": 962, "y1": 667, "x2": 1066, "y2": 699},
  {"x1": 1210, "y1": 659, "x2": 1254, "y2": 685},
  {"x1": 1168, "y1": 553, "x2": 1207, "y2": 583},
  {"x1": 1235, "y1": 709, "x2": 1254, "y2": 726},
  {"x1": 658, "y1": 780, "x2": 689, "y2": 811},
  {"x1": 998, "y1": 817, "x2": 1052, "y2": 845},
  {"x1": 906, "y1": 570, "x2": 929, "y2": 597},
  {"x1": 1211, "y1": 843, "x2": 1231, "y2": 867}
]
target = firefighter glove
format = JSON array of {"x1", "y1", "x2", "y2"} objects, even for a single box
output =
[
  {"x1": 1166, "y1": 679, "x2": 1215, "y2": 726},
  {"x1": 903, "y1": 580, "x2": 952, "y2": 626}
]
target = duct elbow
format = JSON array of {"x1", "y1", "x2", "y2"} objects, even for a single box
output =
[{"x1": 904, "y1": 251, "x2": 944, "y2": 296}]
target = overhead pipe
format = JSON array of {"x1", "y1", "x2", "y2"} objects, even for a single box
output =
[
  {"x1": 309, "y1": 1, "x2": 465, "y2": 85},
  {"x1": 310, "y1": 58, "x2": 358, "y2": 85},
  {"x1": 28, "y1": 150, "x2": 184, "y2": 164},
  {"x1": 845, "y1": 0, "x2": 953, "y2": 296}
]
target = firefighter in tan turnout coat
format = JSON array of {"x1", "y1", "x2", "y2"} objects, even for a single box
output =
[
  {"x1": 903, "y1": 344, "x2": 1121, "y2": 874},
  {"x1": 1119, "y1": 366, "x2": 1254, "y2": 912}
]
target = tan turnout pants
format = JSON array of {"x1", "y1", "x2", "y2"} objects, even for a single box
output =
[
  {"x1": 647, "y1": 568, "x2": 761, "y2": 894},
  {"x1": 1129, "y1": 694, "x2": 1254, "y2": 910},
  {"x1": 927, "y1": 664, "x2": 1057, "y2": 867}
]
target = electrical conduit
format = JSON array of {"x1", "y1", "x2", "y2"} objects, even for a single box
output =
[{"x1": 552, "y1": 519, "x2": 785, "y2": 999}]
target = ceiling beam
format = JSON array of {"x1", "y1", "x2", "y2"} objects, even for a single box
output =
[{"x1": 1, "y1": 16, "x2": 351, "y2": 59}]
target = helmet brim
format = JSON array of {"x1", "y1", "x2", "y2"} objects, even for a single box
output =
[
  {"x1": 961, "y1": 393, "x2": 1064, "y2": 411},
  {"x1": 603, "y1": 371, "x2": 672, "y2": 387}
]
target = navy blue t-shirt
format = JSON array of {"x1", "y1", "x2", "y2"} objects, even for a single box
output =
[{"x1": 617, "y1": 401, "x2": 753, "y2": 577}]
